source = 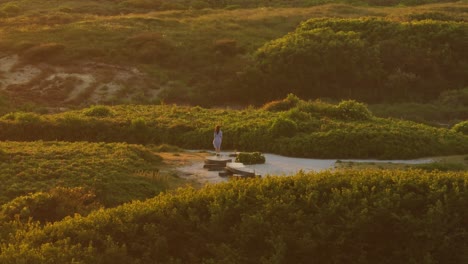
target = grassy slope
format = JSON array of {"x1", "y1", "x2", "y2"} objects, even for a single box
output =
[
  {"x1": 0, "y1": 141, "x2": 187, "y2": 207},
  {"x1": 0, "y1": 3, "x2": 467, "y2": 106}
]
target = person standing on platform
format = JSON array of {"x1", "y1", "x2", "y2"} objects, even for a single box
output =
[{"x1": 213, "y1": 125, "x2": 223, "y2": 156}]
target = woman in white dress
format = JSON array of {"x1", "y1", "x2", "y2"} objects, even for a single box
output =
[{"x1": 213, "y1": 125, "x2": 222, "y2": 156}]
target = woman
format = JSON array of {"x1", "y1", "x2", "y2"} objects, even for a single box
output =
[{"x1": 213, "y1": 125, "x2": 223, "y2": 156}]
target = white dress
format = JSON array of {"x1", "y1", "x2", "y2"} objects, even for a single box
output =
[{"x1": 213, "y1": 130, "x2": 222, "y2": 149}]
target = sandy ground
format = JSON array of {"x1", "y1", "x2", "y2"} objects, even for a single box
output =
[
  {"x1": 173, "y1": 151, "x2": 433, "y2": 184},
  {"x1": 0, "y1": 54, "x2": 160, "y2": 105}
]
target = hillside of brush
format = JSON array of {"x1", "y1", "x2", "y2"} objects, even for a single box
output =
[
  {"x1": 1, "y1": 169, "x2": 467, "y2": 263},
  {"x1": 0, "y1": 1, "x2": 466, "y2": 111},
  {"x1": 0, "y1": 95, "x2": 467, "y2": 159},
  {"x1": 0, "y1": 141, "x2": 192, "y2": 225}
]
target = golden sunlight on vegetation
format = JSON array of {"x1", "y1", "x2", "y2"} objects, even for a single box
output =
[
  {"x1": 0, "y1": 1, "x2": 466, "y2": 263},
  {"x1": 0, "y1": 2, "x2": 466, "y2": 108}
]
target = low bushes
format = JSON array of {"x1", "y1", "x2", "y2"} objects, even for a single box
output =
[
  {"x1": 0, "y1": 187, "x2": 102, "y2": 223},
  {"x1": 334, "y1": 100, "x2": 373, "y2": 120},
  {"x1": 452, "y1": 121, "x2": 468, "y2": 135},
  {"x1": 83, "y1": 105, "x2": 114, "y2": 117},
  {"x1": 235, "y1": 152, "x2": 266, "y2": 164},
  {"x1": 1, "y1": 169, "x2": 466, "y2": 263},
  {"x1": 251, "y1": 18, "x2": 468, "y2": 103},
  {"x1": 0, "y1": 141, "x2": 171, "y2": 207},
  {"x1": 0, "y1": 96, "x2": 466, "y2": 159}
]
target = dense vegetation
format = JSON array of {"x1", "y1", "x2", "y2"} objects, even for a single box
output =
[
  {"x1": 369, "y1": 87, "x2": 468, "y2": 126},
  {"x1": 0, "y1": 1, "x2": 465, "y2": 263},
  {"x1": 1, "y1": 169, "x2": 466, "y2": 263},
  {"x1": 0, "y1": 141, "x2": 183, "y2": 210},
  {"x1": 0, "y1": 1, "x2": 466, "y2": 109},
  {"x1": 0, "y1": 96, "x2": 466, "y2": 159},
  {"x1": 242, "y1": 17, "x2": 468, "y2": 103}
]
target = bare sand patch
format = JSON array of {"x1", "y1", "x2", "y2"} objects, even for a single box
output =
[
  {"x1": 0, "y1": 54, "x2": 161, "y2": 105},
  {"x1": 0, "y1": 55, "x2": 42, "y2": 88}
]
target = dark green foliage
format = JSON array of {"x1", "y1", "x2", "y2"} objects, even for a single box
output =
[
  {"x1": 269, "y1": 117, "x2": 298, "y2": 137},
  {"x1": 369, "y1": 88, "x2": 468, "y2": 125},
  {"x1": 235, "y1": 152, "x2": 266, "y2": 164},
  {"x1": 250, "y1": 18, "x2": 468, "y2": 103},
  {"x1": 1, "y1": 170, "x2": 467, "y2": 263},
  {"x1": 452, "y1": 121, "x2": 468, "y2": 135},
  {"x1": 439, "y1": 88, "x2": 468, "y2": 107}
]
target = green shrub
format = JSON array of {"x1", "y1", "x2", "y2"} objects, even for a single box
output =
[
  {"x1": 452, "y1": 121, "x2": 468, "y2": 135},
  {"x1": 235, "y1": 152, "x2": 266, "y2": 164},
  {"x1": 439, "y1": 88, "x2": 468, "y2": 107},
  {"x1": 131, "y1": 117, "x2": 148, "y2": 130},
  {"x1": 1, "y1": 112, "x2": 41, "y2": 123},
  {"x1": 0, "y1": 141, "x2": 172, "y2": 207},
  {"x1": 252, "y1": 18, "x2": 467, "y2": 103},
  {"x1": 83, "y1": 105, "x2": 113, "y2": 117},
  {"x1": 0, "y1": 99, "x2": 466, "y2": 159},
  {"x1": 334, "y1": 100, "x2": 373, "y2": 120},
  {"x1": 1, "y1": 170, "x2": 467, "y2": 263},
  {"x1": 0, "y1": 187, "x2": 102, "y2": 223},
  {"x1": 269, "y1": 117, "x2": 297, "y2": 137}
]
